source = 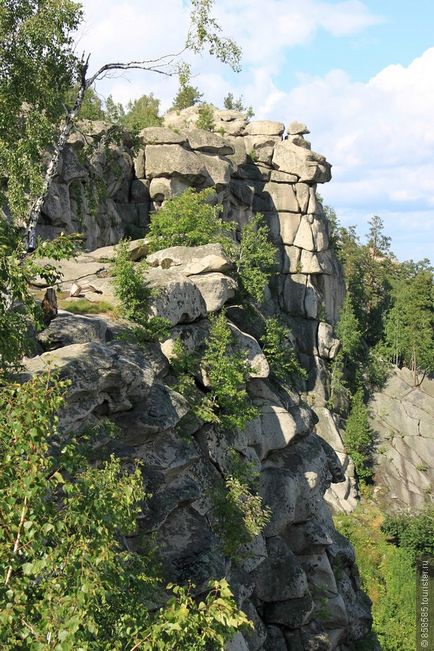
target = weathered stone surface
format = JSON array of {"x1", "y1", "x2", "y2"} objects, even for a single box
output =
[
  {"x1": 369, "y1": 368, "x2": 434, "y2": 510},
  {"x1": 294, "y1": 215, "x2": 315, "y2": 250},
  {"x1": 317, "y1": 322, "x2": 340, "y2": 360},
  {"x1": 138, "y1": 126, "x2": 187, "y2": 145},
  {"x1": 253, "y1": 537, "x2": 308, "y2": 602},
  {"x1": 186, "y1": 128, "x2": 234, "y2": 155},
  {"x1": 190, "y1": 272, "x2": 237, "y2": 313},
  {"x1": 37, "y1": 312, "x2": 107, "y2": 350},
  {"x1": 287, "y1": 121, "x2": 310, "y2": 135},
  {"x1": 146, "y1": 268, "x2": 208, "y2": 324},
  {"x1": 245, "y1": 121, "x2": 285, "y2": 136},
  {"x1": 23, "y1": 342, "x2": 154, "y2": 431},
  {"x1": 262, "y1": 182, "x2": 300, "y2": 212},
  {"x1": 83, "y1": 239, "x2": 148, "y2": 262},
  {"x1": 145, "y1": 144, "x2": 207, "y2": 181},
  {"x1": 149, "y1": 176, "x2": 190, "y2": 201},
  {"x1": 272, "y1": 141, "x2": 331, "y2": 183},
  {"x1": 265, "y1": 592, "x2": 314, "y2": 628},
  {"x1": 229, "y1": 322, "x2": 270, "y2": 379},
  {"x1": 113, "y1": 383, "x2": 189, "y2": 438},
  {"x1": 147, "y1": 243, "x2": 233, "y2": 276},
  {"x1": 197, "y1": 152, "x2": 232, "y2": 188}
]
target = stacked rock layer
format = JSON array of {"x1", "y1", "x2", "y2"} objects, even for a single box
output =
[{"x1": 30, "y1": 108, "x2": 370, "y2": 649}]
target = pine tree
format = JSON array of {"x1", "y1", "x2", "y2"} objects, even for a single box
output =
[{"x1": 384, "y1": 270, "x2": 434, "y2": 385}]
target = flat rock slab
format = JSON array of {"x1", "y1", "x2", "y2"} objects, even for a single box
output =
[{"x1": 147, "y1": 243, "x2": 233, "y2": 276}]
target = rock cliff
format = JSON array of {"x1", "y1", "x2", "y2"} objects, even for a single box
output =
[
  {"x1": 369, "y1": 367, "x2": 434, "y2": 512},
  {"x1": 28, "y1": 107, "x2": 370, "y2": 649}
]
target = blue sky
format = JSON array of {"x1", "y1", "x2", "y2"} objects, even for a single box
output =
[{"x1": 79, "y1": 1, "x2": 434, "y2": 262}]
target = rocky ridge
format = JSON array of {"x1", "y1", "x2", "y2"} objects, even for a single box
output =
[{"x1": 28, "y1": 107, "x2": 370, "y2": 649}]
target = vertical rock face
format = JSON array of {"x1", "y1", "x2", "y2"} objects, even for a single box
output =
[
  {"x1": 369, "y1": 367, "x2": 434, "y2": 511},
  {"x1": 33, "y1": 107, "x2": 369, "y2": 649}
]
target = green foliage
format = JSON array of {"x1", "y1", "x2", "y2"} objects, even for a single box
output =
[
  {"x1": 104, "y1": 95, "x2": 126, "y2": 125},
  {"x1": 0, "y1": 0, "x2": 82, "y2": 221},
  {"x1": 171, "y1": 65, "x2": 203, "y2": 110},
  {"x1": 122, "y1": 93, "x2": 162, "y2": 133},
  {"x1": 343, "y1": 389, "x2": 373, "y2": 484},
  {"x1": 201, "y1": 312, "x2": 259, "y2": 432},
  {"x1": 0, "y1": 375, "x2": 250, "y2": 649},
  {"x1": 187, "y1": 0, "x2": 242, "y2": 72},
  {"x1": 111, "y1": 240, "x2": 170, "y2": 342},
  {"x1": 141, "y1": 579, "x2": 252, "y2": 649},
  {"x1": 235, "y1": 214, "x2": 277, "y2": 304},
  {"x1": 223, "y1": 92, "x2": 254, "y2": 118},
  {"x1": 383, "y1": 269, "x2": 434, "y2": 383},
  {"x1": 0, "y1": 221, "x2": 82, "y2": 374},
  {"x1": 381, "y1": 507, "x2": 434, "y2": 563},
  {"x1": 66, "y1": 86, "x2": 105, "y2": 120},
  {"x1": 147, "y1": 187, "x2": 232, "y2": 252},
  {"x1": 335, "y1": 504, "x2": 416, "y2": 651},
  {"x1": 261, "y1": 317, "x2": 306, "y2": 383},
  {"x1": 196, "y1": 103, "x2": 215, "y2": 131},
  {"x1": 212, "y1": 474, "x2": 271, "y2": 559},
  {"x1": 59, "y1": 298, "x2": 116, "y2": 315},
  {"x1": 171, "y1": 313, "x2": 259, "y2": 433},
  {"x1": 336, "y1": 294, "x2": 362, "y2": 359}
]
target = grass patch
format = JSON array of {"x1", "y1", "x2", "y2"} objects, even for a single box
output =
[
  {"x1": 59, "y1": 299, "x2": 116, "y2": 316},
  {"x1": 334, "y1": 502, "x2": 416, "y2": 651}
]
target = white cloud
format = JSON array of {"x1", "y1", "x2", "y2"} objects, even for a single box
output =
[
  {"x1": 75, "y1": 1, "x2": 432, "y2": 260},
  {"x1": 77, "y1": 0, "x2": 382, "y2": 103}
]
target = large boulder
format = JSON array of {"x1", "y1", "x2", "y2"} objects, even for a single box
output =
[
  {"x1": 147, "y1": 243, "x2": 233, "y2": 276},
  {"x1": 146, "y1": 268, "x2": 208, "y2": 325},
  {"x1": 272, "y1": 141, "x2": 332, "y2": 184},
  {"x1": 23, "y1": 342, "x2": 154, "y2": 431},
  {"x1": 145, "y1": 144, "x2": 207, "y2": 182}
]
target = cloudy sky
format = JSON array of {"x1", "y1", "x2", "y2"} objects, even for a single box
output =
[{"x1": 77, "y1": 0, "x2": 434, "y2": 262}]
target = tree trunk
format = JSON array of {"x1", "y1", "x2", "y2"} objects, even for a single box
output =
[{"x1": 24, "y1": 60, "x2": 89, "y2": 250}]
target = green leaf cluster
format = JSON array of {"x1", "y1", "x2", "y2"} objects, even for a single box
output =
[
  {"x1": 383, "y1": 269, "x2": 433, "y2": 383},
  {"x1": 212, "y1": 475, "x2": 271, "y2": 559},
  {"x1": 111, "y1": 239, "x2": 170, "y2": 342},
  {"x1": 147, "y1": 187, "x2": 233, "y2": 252},
  {"x1": 335, "y1": 503, "x2": 416, "y2": 651},
  {"x1": 200, "y1": 312, "x2": 259, "y2": 432},
  {"x1": 196, "y1": 103, "x2": 215, "y2": 131},
  {"x1": 0, "y1": 0, "x2": 82, "y2": 220},
  {"x1": 381, "y1": 506, "x2": 434, "y2": 564},
  {"x1": 171, "y1": 312, "x2": 258, "y2": 432},
  {"x1": 236, "y1": 214, "x2": 277, "y2": 304},
  {"x1": 343, "y1": 388, "x2": 373, "y2": 484},
  {"x1": 261, "y1": 316, "x2": 306, "y2": 383},
  {"x1": 0, "y1": 374, "x2": 250, "y2": 649}
]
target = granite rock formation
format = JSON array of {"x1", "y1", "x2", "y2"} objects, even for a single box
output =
[{"x1": 28, "y1": 108, "x2": 370, "y2": 649}]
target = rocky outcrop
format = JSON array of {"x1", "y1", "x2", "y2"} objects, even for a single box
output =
[
  {"x1": 30, "y1": 108, "x2": 368, "y2": 648},
  {"x1": 27, "y1": 239, "x2": 370, "y2": 650},
  {"x1": 369, "y1": 367, "x2": 434, "y2": 511}
]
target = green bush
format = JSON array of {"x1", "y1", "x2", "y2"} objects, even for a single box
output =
[
  {"x1": 201, "y1": 312, "x2": 259, "y2": 432},
  {"x1": 111, "y1": 240, "x2": 170, "y2": 341},
  {"x1": 196, "y1": 103, "x2": 215, "y2": 131},
  {"x1": 147, "y1": 188, "x2": 233, "y2": 253},
  {"x1": 381, "y1": 507, "x2": 434, "y2": 563},
  {"x1": 261, "y1": 317, "x2": 307, "y2": 383},
  {"x1": 235, "y1": 214, "x2": 277, "y2": 304},
  {"x1": 212, "y1": 474, "x2": 270, "y2": 560},
  {"x1": 343, "y1": 388, "x2": 374, "y2": 484},
  {"x1": 335, "y1": 504, "x2": 416, "y2": 651},
  {"x1": 0, "y1": 375, "x2": 250, "y2": 649},
  {"x1": 171, "y1": 312, "x2": 258, "y2": 432}
]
